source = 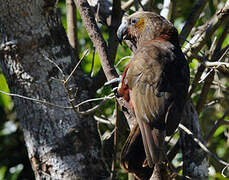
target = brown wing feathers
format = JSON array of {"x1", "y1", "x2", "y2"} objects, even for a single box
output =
[{"x1": 117, "y1": 11, "x2": 190, "y2": 178}]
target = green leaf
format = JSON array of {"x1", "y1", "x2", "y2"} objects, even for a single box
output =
[
  {"x1": 0, "y1": 166, "x2": 7, "y2": 179},
  {"x1": 214, "y1": 126, "x2": 226, "y2": 137},
  {"x1": 0, "y1": 73, "x2": 13, "y2": 110}
]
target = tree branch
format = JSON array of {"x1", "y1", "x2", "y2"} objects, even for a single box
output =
[
  {"x1": 179, "y1": 123, "x2": 229, "y2": 169},
  {"x1": 196, "y1": 70, "x2": 214, "y2": 114},
  {"x1": 188, "y1": 64, "x2": 206, "y2": 98},
  {"x1": 183, "y1": 2, "x2": 229, "y2": 60},
  {"x1": 205, "y1": 109, "x2": 229, "y2": 142},
  {"x1": 90, "y1": 0, "x2": 123, "y2": 95},
  {"x1": 121, "y1": 0, "x2": 135, "y2": 11},
  {"x1": 160, "y1": 0, "x2": 172, "y2": 20},
  {"x1": 180, "y1": 101, "x2": 208, "y2": 178},
  {"x1": 74, "y1": 0, "x2": 118, "y2": 81},
  {"x1": 179, "y1": 0, "x2": 208, "y2": 46},
  {"x1": 108, "y1": 0, "x2": 122, "y2": 62},
  {"x1": 66, "y1": 0, "x2": 79, "y2": 59}
]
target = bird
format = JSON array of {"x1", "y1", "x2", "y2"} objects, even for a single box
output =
[{"x1": 117, "y1": 11, "x2": 190, "y2": 169}]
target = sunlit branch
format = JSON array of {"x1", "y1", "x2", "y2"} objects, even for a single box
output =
[{"x1": 179, "y1": 124, "x2": 229, "y2": 169}]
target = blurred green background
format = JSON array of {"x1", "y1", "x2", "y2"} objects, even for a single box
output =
[{"x1": 0, "y1": 0, "x2": 228, "y2": 179}]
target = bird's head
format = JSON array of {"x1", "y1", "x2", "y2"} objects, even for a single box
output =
[{"x1": 117, "y1": 12, "x2": 179, "y2": 50}]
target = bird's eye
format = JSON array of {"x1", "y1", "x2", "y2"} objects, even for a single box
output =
[{"x1": 130, "y1": 18, "x2": 139, "y2": 25}]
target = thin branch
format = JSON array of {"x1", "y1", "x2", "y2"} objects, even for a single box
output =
[
  {"x1": 110, "y1": 100, "x2": 119, "y2": 180},
  {"x1": 97, "y1": 122, "x2": 111, "y2": 173},
  {"x1": 94, "y1": 115, "x2": 114, "y2": 125},
  {"x1": 188, "y1": 64, "x2": 205, "y2": 98},
  {"x1": 167, "y1": 139, "x2": 180, "y2": 162},
  {"x1": 0, "y1": 89, "x2": 115, "y2": 116},
  {"x1": 108, "y1": 0, "x2": 122, "y2": 61},
  {"x1": 45, "y1": 50, "x2": 113, "y2": 115},
  {"x1": 65, "y1": 49, "x2": 89, "y2": 84},
  {"x1": 121, "y1": 0, "x2": 135, "y2": 11},
  {"x1": 205, "y1": 109, "x2": 229, "y2": 142},
  {"x1": 43, "y1": 54, "x2": 64, "y2": 76},
  {"x1": 196, "y1": 70, "x2": 214, "y2": 114},
  {"x1": 194, "y1": 36, "x2": 220, "y2": 114},
  {"x1": 66, "y1": 0, "x2": 79, "y2": 58},
  {"x1": 179, "y1": 124, "x2": 229, "y2": 167},
  {"x1": 169, "y1": 0, "x2": 176, "y2": 23},
  {"x1": 199, "y1": 46, "x2": 229, "y2": 83},
  {"x1": 115, "y1": 56, "x2": 131, "y2": 68},
  {"x1": 222, "y1": 164, "x2": 229, "y2": 178},
  {"x1": 74, "y1": 95, "x2": 115, "y2": 115},
  {"x1": 184, "y1": 2, "x2": 229, "y2": 60},
  {"x1": 179, "y1": 0, "x2": 208, "y2": 46},
  {"x1": 74, "y1": 0, "x2": 118, "y2": 81},
  {"x1": 0, "y1": 89, "x2": 72, "y2": 109},
  {"x1": 214, "y1": 20, "x2": 229, "y2": 53},
  {"x1": 137, "y1": 0, "x2": 145, "y2": 11},
  {"x1": 204, "y1": 61, "x2": 229, "y2": 68},
  {"x1": 90, "y1": 46, "x2": 96, "y2": 77},
  {"x1": 73, "y1": 94, "x2": 115, "y2": 109},
  {"x1": 160, "y1": 0, "x2": 172, "y2": 20}
]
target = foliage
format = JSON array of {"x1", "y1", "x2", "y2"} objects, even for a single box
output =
[{"x1": 0, "y1": 0, "x2": 228, "y2": 179}]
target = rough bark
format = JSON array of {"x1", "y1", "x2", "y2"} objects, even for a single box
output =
[{"x1": 0, "y1": 0, "x2": 107, "y2": 179}]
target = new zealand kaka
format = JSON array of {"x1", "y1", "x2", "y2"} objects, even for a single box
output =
[{"x1": 117, "y1": 12, "x2": 190, "y2": 168}]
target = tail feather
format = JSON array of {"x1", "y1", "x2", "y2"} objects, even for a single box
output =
[
  {"x1": 120, "y1": 123, "x2": 153, "y2": 180},
  {"x1": 137, "y1": 114, "x2": 161, "y2": 167}
]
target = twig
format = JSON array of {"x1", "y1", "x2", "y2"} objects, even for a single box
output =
[
  {"x1": 222, "y1": 164, "x2": 229, "y2": 178},
  {"x1": 0, "y1": 89, "x2": 72, "y2": 109},
  {"x1": 45, "y1": 50, "x2": 112, "y2": 115},
  {"x1": 74, "y1": 94, "x2": 115, "y2": 109},
  {"x1": 205, "y1": 109, "x2": 229, "y2": 142},
  {"x1": 196, "y1": 70, "x2": 214, "y2": 114},
  {"x1": 95, "y1": 1, "x2": 100, "y2": 23},
  {"x1": 214, "y1": 20, "x2": 229, "y2": 53},
  {"x1": 160, "y1": 0, "x2": 171, "y2": 20},
  {"x1": 97, "y1": 122, "x2": 111, "y2": 173},
  {"x1": 115, "y1": 56, "x2": 131, "y2": 68},
  {"x1": 199, "y1": 46, "x2": 229, "y2": 83},
  {"x1": 66, "y1": 0, "x2": 79, "y2": 58},
  {"x1": 184, "y1": 2, "x2": 229, "y2": 60},
  {"x1": 90, "y1": 47, "x2": 96, "y2": 77},
  {"x1": 188, "y1": 64, "x2": 205, "y2": 98},
  {"x1": 43, "y1": 54, "x2": 64, "y2": 76},
  {"x1": 65, "y1": 49, "x2": 89, "y2": 84},
  {"x1": 204, "y1": 61, "x2": 229, "y2": 68},
  {"x1": 179, "y1": 124, "x2": 229, "y2": 168},
  {"x1": 169, "y1": 0, "x2": 176, "y2": 23},
  {"x1": 94, "y1": 115, "x2": 114, "y2": 125},
  {"x1": 137, "y1": 0, "x2": 145, "y2": 11},
  {"x1": 0, "y1": 89, "x2": 115, "y2": 116},
  {"x1": 74, "y1": 95, "x2": 115, "y2": 115},
  {"x1": 110, "y1": 100, "x2": 119, "y2": 180},
  {"x1": 205, "y1": 98, "x2": 220, "y2": 107},
  {"x1": 121, "y1": 0, "x2": 134, "y2": 11},
  {"x1": 167, "y1": 139, "x2": 180, "y2": 162}
]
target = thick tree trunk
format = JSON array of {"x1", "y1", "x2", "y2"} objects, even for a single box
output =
[{"x1": 0, "y1": 0, "x2": 106, "y2": 179}]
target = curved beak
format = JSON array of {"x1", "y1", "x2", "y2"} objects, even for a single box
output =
[{"x1": 117, "y1": 19, "x2": 128, "y2": 45}]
